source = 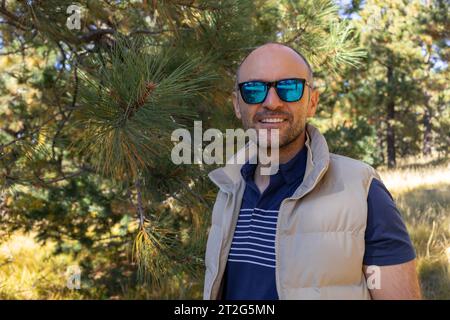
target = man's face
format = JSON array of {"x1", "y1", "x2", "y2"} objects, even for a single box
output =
[{"x1": 232, "y1": 44, "x2": 319, "y2": 148}]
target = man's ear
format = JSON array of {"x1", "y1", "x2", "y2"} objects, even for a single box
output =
[
  {"x1": 232, "y1": 91, "x2": 242, "y2": 119},
  {"x1": 306, "y1": 88, "x2": 319, "y2": 118}
]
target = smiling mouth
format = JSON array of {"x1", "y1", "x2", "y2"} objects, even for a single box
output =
[{"x1": 259, "y1": 118, "x2": 287, "y2": 124}]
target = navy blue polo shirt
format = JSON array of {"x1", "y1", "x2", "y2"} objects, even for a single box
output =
[{"x1": 222, "y1": 146, "x2": 416, "y2": 300}]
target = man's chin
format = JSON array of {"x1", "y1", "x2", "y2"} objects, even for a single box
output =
[
  {"x1": 243, "y1": 125, "x2": 293, "y2": 149},
  {"x1": 256, "y1": 137, "x2": 287, "y2": 150}
]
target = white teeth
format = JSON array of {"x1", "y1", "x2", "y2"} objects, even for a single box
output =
[{"x1": 261, "y1": 118, "x2": 284, "y2": 123}]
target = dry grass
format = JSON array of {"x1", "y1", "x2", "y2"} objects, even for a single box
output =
[
  {"x1": 379, "y1": 155, "x2": 450, "y2": 194},
  {"x1": 379, "y1": 155, "x2": 450, "y2": 299},
  {"x1": 0, "y1": 233, "x2": 83, "y2": 299}
]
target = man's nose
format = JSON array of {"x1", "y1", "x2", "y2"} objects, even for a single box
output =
[{"x1": 262, "y1": 87, "x2": 283, "y2": 110}]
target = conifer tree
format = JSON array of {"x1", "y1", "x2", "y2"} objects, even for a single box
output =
[{"x1": 1, "y1": 0, "x2": 371, "y2": 297}]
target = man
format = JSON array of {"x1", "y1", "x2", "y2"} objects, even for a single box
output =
[{"x1": 203, "y1": 43, "x2": 421, "y2": 300}]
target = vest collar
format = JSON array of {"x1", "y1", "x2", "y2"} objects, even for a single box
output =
[
  {"x1": 208, "y1": 123, "x2": 330, "y2": 195},
  {"x1": 291, "y1": 123, "x2": 330, "y2": 199}
]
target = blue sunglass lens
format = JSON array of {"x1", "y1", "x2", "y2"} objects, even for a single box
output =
[
  {"x1": 241, "y1": 82, "x2": 267, "y2": 104},
  {"x1": 277, "y1": 79, "x2": 303, "y2": 102}
]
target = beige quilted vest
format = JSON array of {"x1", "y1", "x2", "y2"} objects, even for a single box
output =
[{"x1": 203, "y1": 123, "x2": 381, "y2": 300}]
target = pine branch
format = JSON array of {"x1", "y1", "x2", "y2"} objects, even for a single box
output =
[
  {"x1": 51, "y1": 58, "x2": 79, "y2": 160},
  {"x1": 0, "y1": 45, "x2": 31, "y2": 55},
  {"x1": 79, "y1": 28, "x2": 170, "y2": 43},
  {"x1": 0, "y1": 114, "x2": 57, "y2": 155},
  {"x1": 74, "y1": 35, "x2": 214, "y2": 181},
  {"x1": 80, "y1": 28, "x2": 116, "y2": 42},
  {"x1": 134, "y1": 177, "x2": 145, "y2": 229},
  {"x1": 124, "y1": 81, "x2": 158, "y2": 119},
  {"x1": 175, "y1": 177, "x2": 212, "y2": 210},
  {"x1": 0, "y1": 4, "x2": 30, "y2": 31},
  {"x1": 4, "y1": 166, "x2": 89, "y2": 187}
]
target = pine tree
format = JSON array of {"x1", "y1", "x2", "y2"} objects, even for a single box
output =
[
  {"x1": 336, "y1": 0, "x2": 449, "y2": 167},
  {"x1": 1, "y1": 0, "x2": 369, "y2": 297}
]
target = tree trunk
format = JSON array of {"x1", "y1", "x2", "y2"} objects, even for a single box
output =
[
  {"x1": 386, "y1": 63, "x2": 396, "y2": 168},
  {"x1": 422, "y1": 96, "x2": 432, "y2": 156},
  {"x1": 376, "y1": 122, "x2": 385, "y2": 164}
]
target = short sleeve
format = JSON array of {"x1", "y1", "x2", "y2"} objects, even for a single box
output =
[{"x1": 363, "y1": 178, "x2": 416, "y2": 266}]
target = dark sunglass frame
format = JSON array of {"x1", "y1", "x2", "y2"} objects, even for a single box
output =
[{"x1": 237, "y1": 78, "x2": 312, "y2": 104}]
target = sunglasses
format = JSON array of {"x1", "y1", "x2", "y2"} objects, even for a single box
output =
[{"x1": 238, "y1": 78, "x2": 312, "y2": 104}]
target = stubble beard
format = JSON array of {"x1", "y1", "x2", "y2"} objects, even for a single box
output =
[{"x1": 241, "y1": 115, "x2": 306, "y2": 151}]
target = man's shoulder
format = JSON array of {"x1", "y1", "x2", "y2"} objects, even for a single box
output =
[
  {"x1": 329, "y1": 153, "x2": 374, "y2": 170},
  {"x1": 328, "y1": 153, "x2": 379, "y2": 181}
]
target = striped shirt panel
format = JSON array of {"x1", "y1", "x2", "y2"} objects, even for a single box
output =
[{"x1": 229, "y1": 207, "x2": 278, "y2": 269}]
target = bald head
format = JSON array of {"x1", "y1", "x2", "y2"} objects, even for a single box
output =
[
  {"x1": 236, "y1": 42, "x2": 314, "y2": 88},
  {"x1": 231, "y1": 42, "x2": 320, "y2": 154}
]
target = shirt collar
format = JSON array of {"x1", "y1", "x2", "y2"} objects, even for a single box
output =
[
  {"x1": 240, "y1": 160, "x2": 257, "y2": 181},
  {"x1": 240, "y1": 145, "x2": 308, "y2": 185},
  {"x1": 279, "y1": 146, "x2": 308, "y2": 184}
]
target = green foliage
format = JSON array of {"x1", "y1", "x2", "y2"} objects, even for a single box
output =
[
  {"x1": 323, "y1": 118, "x2": 383, "y2": 166},
  {"x1": 0, "y1": 0, "x2": 448, "y2": 299},
  {"x1": 74, "y1": 35, "x2": 214, "y2": 181}
]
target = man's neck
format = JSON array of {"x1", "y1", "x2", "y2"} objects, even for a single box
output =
[
  {"x1": 277, "y1": 130, "x2": 306, "y2": 164},
  {"x1": 253, "y1": 130, "x2": 306, "y2": 194}
]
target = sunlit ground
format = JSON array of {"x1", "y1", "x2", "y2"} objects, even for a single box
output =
[{"x1": 0, "y1": 233, "x2": 82, "y2": 299}]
